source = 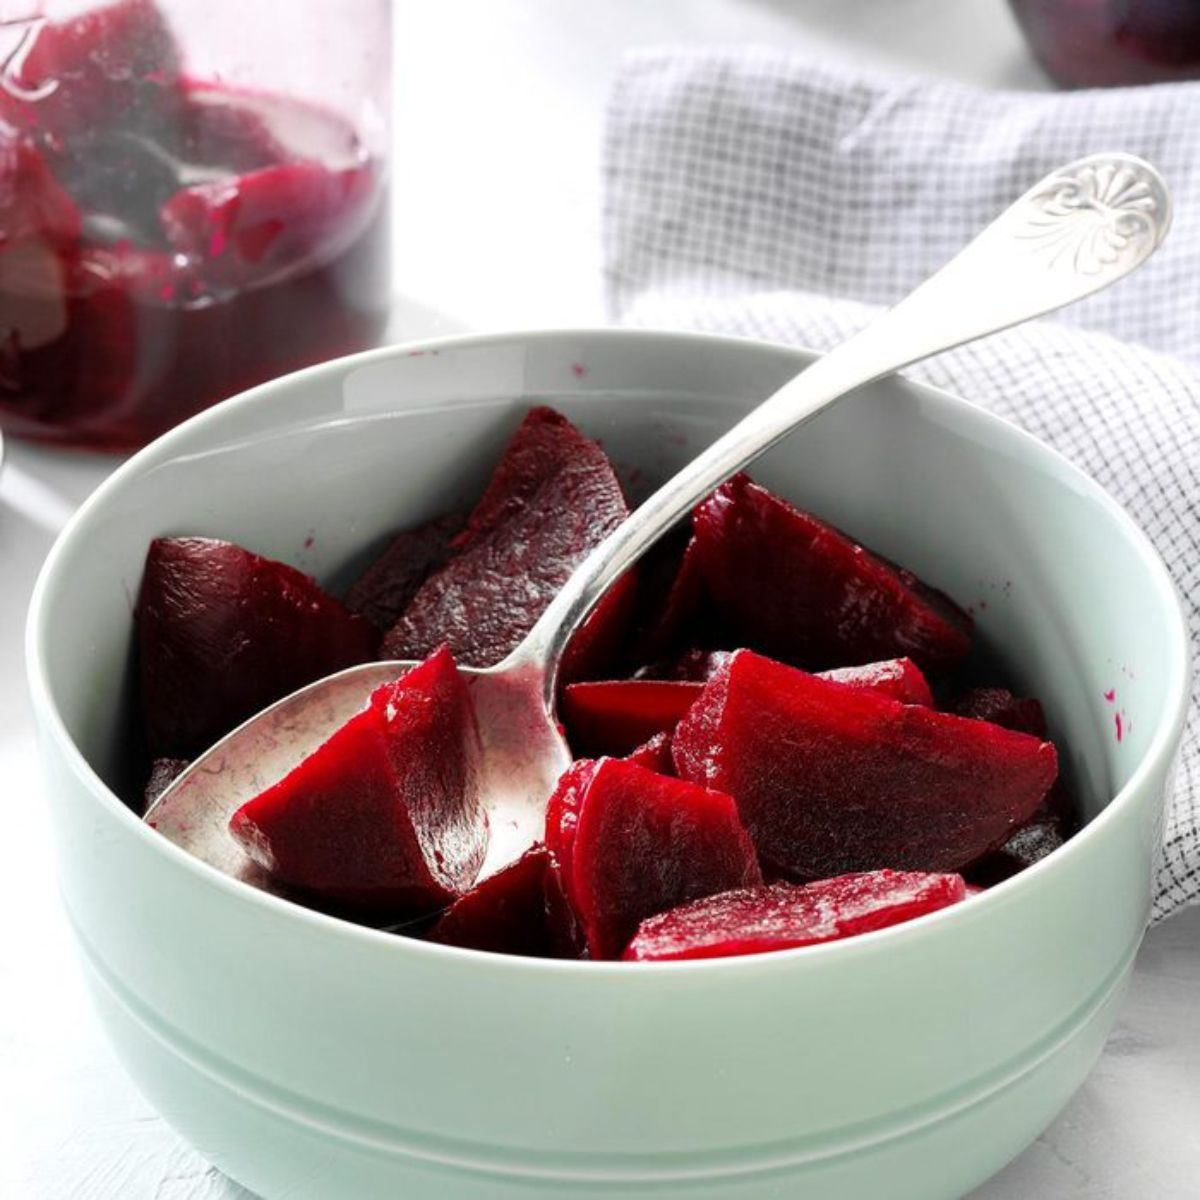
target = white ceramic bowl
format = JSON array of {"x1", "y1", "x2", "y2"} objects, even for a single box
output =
[{"x1": 28, "y1": 330, "x2": 1189, "y2": 1200}]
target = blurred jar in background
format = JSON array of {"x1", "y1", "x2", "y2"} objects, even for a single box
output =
[
  {"x1": 0, "y1": 0, "x2": 391, "y2": 450},
  {"x1": 1010, "y1": 0, "x2": 1200, "y2": 87}
]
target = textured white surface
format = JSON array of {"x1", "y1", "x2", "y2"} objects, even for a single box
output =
[{"x1": 2, "y1": 2, "x2": 1198, "y2": 1197}]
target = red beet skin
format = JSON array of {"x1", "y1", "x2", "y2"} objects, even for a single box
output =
[
  {"x1": 545, "y1": 757, "x2": 762, "y2": 959},
  {"x1": 137, "y1": 537, "x2": 378, "y2": 757},
  {"x1": 673, "y1": 650, "x2": 1058, "y2": 879},
  {"x1": 229, "y1": 647, "x2": 486, "y2": 915},
  {"x1": 692, "y1": 475, "x2": 972, "y2": 676},
  {"x1": 344, "y1": 513, "x2": 465, "y2": 631},
  {"x1": 382, "y1": 408, "x2": 636, "y2": 680},
  {"x1": 623, "y1": 870, "x2": 968, "y2": 962},
  {"x1": 428, "y1": 845, "x2": 553, "y2": 957},
  {"x1": 562, "y1": 657, "x2": 933, "y2": 758}
]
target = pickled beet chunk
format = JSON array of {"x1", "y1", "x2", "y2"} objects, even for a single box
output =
[
  {"x1": 673, "y1": 650, "x2": 1058, "y2": 880},
  {"x1": 229, "y1": 648, "x2": 486, "y2": 916},
  {"x1": 161, "y1": 160, "x2": 378, "y2": 279},
  {"x1": 692, "y1": 475, "x2": 972, "y2": 676},
  {"x1": 562, "y1": 657, "x2": 932, "y2": 759},
  {"x1": 952, "y1": 687, "x2": 1047, "y2": 738},
  {"x1": 428, "y1": 845, "x2": 554, "y2": 957},
  {"x1": 142, "y1": 756, "x2": 189, "y2": 811},
  {"x1": 137, "y1": 537, "x2": 378, "y2": 757},
  {"x1": 384, "y1": 408, "x2": 636, "y2": 681},
  {"x1": 5, "y1": 0, "x2": 182, "y2": 139},
  {"x1": 623, "y1": 870, "x2": 968, "y2": 962},
  {"x1": 344, "y1": 513, "x2": 465, "y2": 631},
  {"x1": 545, "y1": 757, "x2": 761, "y2": 959}
]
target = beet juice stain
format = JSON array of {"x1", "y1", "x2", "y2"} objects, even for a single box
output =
[{"x1": 0, "y1": 1, "x2": 389, "y2": 450}]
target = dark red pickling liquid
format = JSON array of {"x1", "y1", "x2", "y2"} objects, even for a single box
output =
[
  {"x1": 0, "y1": 75, "x2": 388, "y2": 450},
  {"x1": 1009, "y1": 0, "x2": 1200, "y2": 87}
]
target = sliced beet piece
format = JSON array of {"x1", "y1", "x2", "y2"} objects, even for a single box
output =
[
  {"x1": 691, "y1": 475, "x2": 972, "y2": 676},
  {"x1": 7, "y1": 0, "x2": 182, "y2": 139},
  {"x1": 344, "y1": 513, "x2": 465, "y2": 631},
  {"x1": 427, "y1": 845, "x2": 553, "y2": 957},
  {"x1": 383, "y1": 407, "x2": 636, "y2": 680},
  {"x1": 673, "y1": 650, "x2": 1058, "y2": 880},
  {"x1": 229, "y1": 647, "x2": 486, "y2": 915},
  {"x1": 562, "y1": 657, "x2": 933, "y2": 759},
  {"x1": 137, "y1": 536, "x2": 378, "y2": 757},
  {"x1": 624, "y1": 870, "x2": 968, "y2": 962},
  {"x1": 623, "y1": 732, "x2": 675, "y2": 774},
  {"x1": 142, "y1": 756, "x2": 189, "y2": 812},
  {"x1": 161, "y1": 160, "x2": 378, "y2": 281},
  {"x1": 545, "y1": 757, "x2": 761, "y2": 959},
  {"x1": 952, "y1": 686, "x2": 1048, "y2": 738}
]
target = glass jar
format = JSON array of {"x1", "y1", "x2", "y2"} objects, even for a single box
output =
[
  {"x1": 1009, "y1": 0, "x2": 1200, "y2": 88},
  {"x1": 0, "y1": 0, "x2": 391, "y2": 450}
]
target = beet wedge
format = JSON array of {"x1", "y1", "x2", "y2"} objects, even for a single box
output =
[
  {"x1": 229, "y1": 647, "x2": 486, "y2": 916},
  {"x1": 137, "y1": 536, "x2": 377, "y2": 757},
  {"x1": 428, "y1": 845, "x2": 553, "y2": 957},
  {"x1": 562, "y1": 657, "x2": 933, "y2": 758},
  {"x1": 383, "y1": 407, "x2": 636, "y2": 680},
  {"x1": 545, "y1": 757, "x2": 761, "y2": 959},
  {"x1": 673, "y1": 650, "x2": 1058, "y2": 879},
  {"x1": 623, "y1": 870, "x2": 968, "y2": 962},
  {"x1": 692, "y1": 475, "x2": 971, "y2": 675}
]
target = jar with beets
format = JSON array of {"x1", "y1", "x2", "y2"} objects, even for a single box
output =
[
  {"x1": 1009, "y1": 0, "x2": 1200, "y2": 87},
  {"x1": 0, "y1": 0, "x2": 391, "y2": 450}
]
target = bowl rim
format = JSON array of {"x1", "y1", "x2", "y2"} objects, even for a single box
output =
[{"x1": 25, "y1": 326, "x2": 1193, "y2": 977}]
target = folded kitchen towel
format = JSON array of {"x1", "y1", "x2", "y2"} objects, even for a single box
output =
[{"x1": 604, "y1": 48, "x2": 1199, "y2": 920}]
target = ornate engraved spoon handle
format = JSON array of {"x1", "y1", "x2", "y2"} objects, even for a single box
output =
[{"x1": 520, "y1": 153, "x2": 1171, "y2": 698}]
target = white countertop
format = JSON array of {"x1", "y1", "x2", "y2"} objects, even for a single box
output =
[{"x1": 3, "y1": 2, "x2": 1198, "y2": 1197}]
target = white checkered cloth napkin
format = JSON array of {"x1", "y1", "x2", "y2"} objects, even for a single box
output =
[{"x1": 603, "y1": 48, "x2": 1199, "y2": 921}]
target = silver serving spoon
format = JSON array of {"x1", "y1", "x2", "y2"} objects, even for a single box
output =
[{"x1": 146, "y1": 153, "x2": 1171, "y2": 895}]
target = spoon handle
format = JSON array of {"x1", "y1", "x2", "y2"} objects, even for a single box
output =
[{"x1": 517, "y1": 153, "x2": 1171, "y2": 700}]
